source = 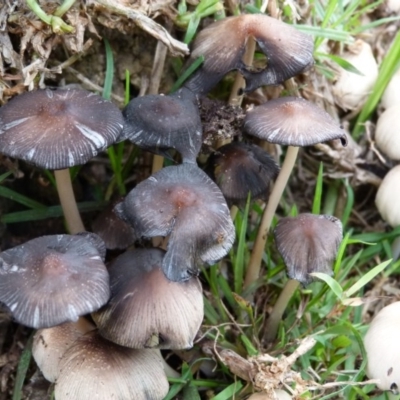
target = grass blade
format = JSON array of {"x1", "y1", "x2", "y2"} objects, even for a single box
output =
[
  {"x1": 0, "y1": 186, "x2": 46, "y2": 209},
  {"x1": 12, "y1": 333, "x2": 33, "y2": 400}
]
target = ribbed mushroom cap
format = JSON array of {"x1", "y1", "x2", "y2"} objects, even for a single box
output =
[
  {"x1": 206, "y1": 142, "x2": 279, "y2": 206},
  {"x1": 0, "y1": 88, "x2": 123, "y2": 169},
  {"x1": 184, "y1": 14, "x2": 314, "y2": 94},
  {"x1": 32, "y1": 318, "x2": 95, "y2": 383},
  {"x1": 93, "y1": 248, "x2": 203, "y2": 349},
  {"x1": 119, "y1": 87, "x2": 202, "y2": 163},
  {"x1": 244, "y1": 97, "x2": 347, "y2": 147},
  {"x1": 56, "y1": 331, "x2": 169, "y2": 400},
  {"x1": 364, "y1": 302, "x2": 400, "y2": 393},
  {"x1": 115, "y1": 163, "x2": 235, "y2": 282},
  {"x1": 376, "y1": 165, "x2": 400, "y2": 227},
  {"x1": 0, "y1": 233, "x2": 110, "y2": 328},
  {"x1": 91, "y1": 200, "x2": 136, "y2": 250},
  {"x1": 274, "y1": 213, "x2": 343, "y2": 285}
]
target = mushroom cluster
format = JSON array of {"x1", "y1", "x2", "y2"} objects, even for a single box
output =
[{"x1": 0, "y1": 9, "x2": 349, "y2": 400}]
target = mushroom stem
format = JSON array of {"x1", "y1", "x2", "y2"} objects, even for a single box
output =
[
  {"x1": 263, "y1": 278, "x2": 300, "y2": 342},
  {"x1": 244, "y1": 145, "x2": 299, "y2": 291},
  {"x1": 54, "y1": 169, "x2": 85, "y2": 234}
]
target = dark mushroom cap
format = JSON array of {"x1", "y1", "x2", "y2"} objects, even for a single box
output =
[
  {"x1": 115, "y1": 163, "x2": 235, "y2": 282},
  {"x1": 243, "y1": 97, "x2": 348, "y2": 147},
  {"x1": 119, "y1": 87, "x2": 202, "y2": 164},
  {"x1": 91, "y1": 200, "x2": 136, "y2": 250},
  {"x1": 0, "y1": 88, "x2": 124, "y2": 169},
  {"x1": 56, "y1": 331, "x2": 169, "y2": 400},
  {"x1": 33, "y1": 319, "x2": 95, "y2": 383},
  {"x1": 184, "y1": 14, "x2": 314, "y2": 95},
  {"x1": 0, "y1": 234, "x2": 110, "y2": 328},
  {"x1": 93, "y1": 248, "x2": 203, "y2": 349},
  {"x1": 274, "y1": 213, "x2": 343, "y2": 285},
  {"x1": 206, "y1": 141, "x2": 279, "y2": 206}
]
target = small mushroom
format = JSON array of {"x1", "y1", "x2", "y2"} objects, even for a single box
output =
[
  {"x1": 119, "y1": 87, "x2": 202, "y2": 164},
  {"x1": 32, "y1": 318, "x2": 95, "y2": 382},
  {"x1": 274, "y1": 213, "x2": 343, "y2": 285},
  {"x1": 375, "y1": 165, "x2": 400, "y2": 227},
  {"x1": 115, "y1": 163, "x2": 235, "y2": 282},
  {"x1": 375, "y1": 105, "x2": 400, "y2": 161},
  {"x1": 93, "y1": 248, "x2": 203, "y2": 349},
  {"x1": 56, "y1": 331, "x2": 169, "y2": 400},
  {"x1": 243, "y1": 96, "x2": 347, "y2": 147},
  {"x1": 206, "y1": 141, "x2": 279, "y2": 206},
  {"x1": 0, "y1": 88, "x2": 124, "y2": 233},
  {"x1": 184, "y1": 14, "x2": 314, "y2": 94},
  {"x1": 364, "y1": 302, "x2": 400, "y2": 393},
  {"x1": 0, "y1": 233, "x2": 110, "y2": 328}
]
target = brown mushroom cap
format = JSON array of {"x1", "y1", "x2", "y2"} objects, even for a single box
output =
[
  {"x1": 91, "y1": 200, "x2": 136, "y2": 250},
  {"x1": 0, "y1": 233, "x2": 110, "y2": 328},
  {"x1": 32, "y1": 318, "x2": 95, "y2": 383},
  {"x1": 0, "y1": 88, "x2": 124, "y2": 169},
  {"x1": 206, "y1": 141, "x2": 279, "y2": 206},
  {"x1": 184, "y1": 14, "x2": 314, "y2": 94},
  {"x1": 93, "y1": 248, "x2": 203, "y2": 349},
  {"x1": 55, "y1": 331, "x2": 169, "y2": 400},
  {"x1": 115, "y1": 163, "x2": 235, "y2": 282},
  {"x1": 243, "y1": 97, "x2": 347, "y2": 147},
  {"x1": 274, "y1": 213, "x2": 343, "y2": 285},
  {"x1": 119, "y1": 87, "x2": 202, "y2": 163}
]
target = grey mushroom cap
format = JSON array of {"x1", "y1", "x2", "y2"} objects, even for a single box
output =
[
  {"x1": 0, "y1": 234, "x2": 110, "y2": 328},
  {"x1": 115, "y1": 163, "x2": 235, "y2": 282},
  {"x1": 243, "y1": 97, "x2": 347, "y2": 147},
  {"x1": 93, "y1": 248, "x2": 203, "y2": 349},
  {"x1": 274, "y1": 213, "x2": 343, "y2": 285},
  {"x1": 184, "y1": 14, "x2": 314, "y2": 95},
  {"x1": 55, "y1": 331, "x2": 169, "y2": 400},
  {"x1": 206, "y1": 141, "x2": 280, "y2": 206},
  {"x1": 119, "y1": 87, "x2": 202, "y2": 163},
  {"x1": 0, "y1": 88, "x2": 124, "y2": 169}
]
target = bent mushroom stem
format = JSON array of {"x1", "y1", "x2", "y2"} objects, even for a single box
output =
[
  {"x1": 244, "y1": 145, "x2": 299, "y2": 291},
  {"x1": 55, "y1": 169, "x2": 85, "y2": 234},
  {"x1": 263, "y1": 278, "x2": 300, "y2": 343}
]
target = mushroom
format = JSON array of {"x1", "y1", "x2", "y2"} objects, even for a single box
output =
[
  {"x1": 376, "y1": 165, "x2": 400, "y2": 227},
  {"x1": 119, "y1": 87, "x2": 202, "y2": 164},
  {"x1": 115, "y1": 163, "x2": 235, "y2": 282},
  {"x1": 0, "y1": 88, "x2": 124, "y2": 233},
  {"x1": 206, "y1": 141, "x2": 279, "y2": 207},
  {"x1": 91, "y1": 199, "x2": 136, "y2": 250},
  {"x1": 0, "y1": 233, "x2": 110, "y2": 328},
  {"x1": 274, "y1": 213, "x2": 343, "y2": 285},
  {"x1": 375, "y1": 104, "x2": 400, "y2": 160},
  {"x1": 364, "y1": 302, "x2": 400, "y2": 393},
  {"x1": 93, "y1": 248, "x2": 203, "y2": 349},
  {"x1": 32, "y1": 318, "x2": 95, "y2": 382},
  {"x1": 56, "y1": 331, "x2": 169, "y2": 400},
  {"x1": 264, "y1": 213, "x2": 342, "y2": 342},
  {"x1": 243, "y1": 96, "x2": 346, "y2": 290},
  {"x1": 184, "y1": 14, "x2": 314, "y2": 94}
]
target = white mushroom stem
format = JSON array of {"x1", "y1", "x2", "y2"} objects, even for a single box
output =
[
  {"x1": 55, "y1": 169, "x2": 85, "y2": 234},
  {"x1": 244, "y1": 145, "x2": 299, "y2": 290}
]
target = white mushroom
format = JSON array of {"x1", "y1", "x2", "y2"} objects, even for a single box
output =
[
  {"x1": 364, "y1": 302, "x2": 400, "y2": 393},
  {"x1": 375, "y1": 104, "x2": 400, "y2": 160}
]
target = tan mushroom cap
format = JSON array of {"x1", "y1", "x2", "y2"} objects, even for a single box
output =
[
  {"x1": 93, "y1": 248, "x2": 203, "y2": 349},
  {"x1": 32, "y1": 318, "x2": 95, "y2": 383},
  {"x1": 55, "y1": 331, "x2": 169, "y2": 400},
  {"x1": 243, "y1": 97, "x2": 347, "y2": 147},
  {"x1": 364, "y1": 302, "x2": 400, "y2": 393},
  {"x1": 274, "y1": 213, "x2": 343, "y2": 285}
]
